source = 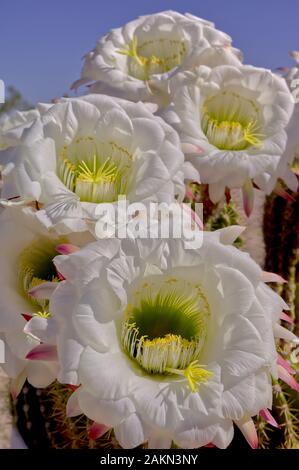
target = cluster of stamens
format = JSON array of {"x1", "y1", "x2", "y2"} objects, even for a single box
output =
[
  {"x1": 121, "y1": 276, "x2": 212, "y2": 391},
  {"x1": 117, "y1": 36, "x2": 187, "y2": 80},
  {"x1": 201, "y1": 91, "x2": 264, "y2": 151},
  {"x1": 58, "y1": 137, "x2": 132, "y2": 203}
]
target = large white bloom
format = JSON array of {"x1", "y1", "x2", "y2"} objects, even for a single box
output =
[
  {"x1": 0, "y1": 206, "x2": 92, "y2": 394},
  {"x1": 0, "y1": 109, "x2": 40, "y2": 150},
  {"x1": 277, "y1": 53, "x2": 299, "y2": 188},
  {"x1": 0, "y1": 109, "x2": 41, "y2": 197},
  {"x1": 163, "y1": 64, "x2": 294, "y2": 208},
  {"x1": 71, "y1": 10, "x2": 242, "y2": 105},
  {"x1": 0, "y1": 95, "x2": 188, "y2": 234},
  {"x1": 47, "y1": 228, "x2": 297, "y2": 449}
]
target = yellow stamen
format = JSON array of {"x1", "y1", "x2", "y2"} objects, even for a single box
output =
[
  {"x1": 201, "y1": 91, "x2": 264, "y2": 151},
  {"x1": 117, "y1": 36, "x2": 186, "y2": 80},
  {"x1": 76, "y1": 154, "x2": 119, "y2": 184},
  {"x1": 58, "y1": 138, "x2": 132, "y2": 203},
  {"x1": 243, "y1": 121, "x2": 264, "y2": 147},
  {"x1": 122, "y1": 322, "x2": 205, "y2": 374},
  {"x1": 202, "y1": 115, "x2": 263, "y2": 151},
  {"x1": 29, "y1": 276, "x2": 59, "y2": 288}
]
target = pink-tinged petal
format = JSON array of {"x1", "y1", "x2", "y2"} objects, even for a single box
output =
[
  {"x1": 204, "y1": 443, "x2": 216, "y2": 448},
  {"x1": 278, "y1": 365, "x2": 299, "y2": 392},
  {"x1": 225, "y1": 188, "x2": 231, "y2": 205},
  {"x1": 55, "y1": 244, "x2": 80, "y2": 255},
  {"x1": 56, "y1": 270, "x2": 65, "y2": 281},
  {"x1": 66, "y1": 391, "x2": 82, "y2": 418},
  {"x1": 261, "y1": 271, "x2": 287, "y2": 283},
  {"x1": 274, "y1": 324, "x2": 299, "y2": 343},
  {"x1": 26, "y1": 344, "x2": 58, "y2": 362},
  {"x1": 28, "y1": 282, "x2": 57, "y2": 300},
  {"x1": 181, "y1": 143, "x2": 204, "y2": 154},
  {"x1": 185, "y1": 188, "x2": 195, "y2": 201},
  {"x1": 279, "y1": 312, "x2": 294, "y2": 325},
  {"x1": 260, "y1": 409, "x2": 279, "y2": 428},
  {"x1": 21, "y1": 313, "x2": 32, "y2": 322},
  {"x1": 88, "y1": 422, "x2": 110, "y2": 440},
  {"x1": 191, "y1": 209, "x2": 204, "y2": 230},
  {"x1": 242, "y1": 179, "x2": 254, "y2": 217},
  {"x1": 67, "y1": 384, "x2": 81, "y2": 392},
  {"x1": 10, "y1": 369, "x2": 27, "y2": 401},
  {"x1": 276, "y1": 67, "x2": 290, "y2": 73},
  {"x1": 235, "y1": 417, "x2": 258, "y2": 449},
  {"x1": 277, "y1": 354, "x2": 296, "y2": 375},
  {"x1": 273, "y1": 186, "x2": 296, "y2": 202},
  {"x1": 181, "y1": 203, "x2": 204, "y2": 230}
]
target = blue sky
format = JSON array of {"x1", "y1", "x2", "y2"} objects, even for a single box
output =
[{"x1": 1, "y1": 0, "x2": 298, "y2": 104}]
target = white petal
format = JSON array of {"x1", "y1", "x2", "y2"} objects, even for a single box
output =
[
  {"x1": 77, "y1": 388, "x2": 134, "y2": 427},
  {"x1": 78, "y1": 348, "x2": 135, "y2": 399},
  {"x1": 27, "y1": 361, "x2": 58, "y2": 388},
  {"x1": 114, "y1": 413, "x2": 145, "y2": 449},
  {"x1": 274, "y1": 324, "x2": 299, "y2": 343},
  {"x1": 66, "y1": 389, "x2": 83, "y2": 418}
]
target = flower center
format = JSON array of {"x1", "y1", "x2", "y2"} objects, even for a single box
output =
[
  {"x1": 201, "y1": 91, "x2": 263, "y2": 150},
  {"x1": 118, "y1": 36, "x2": 187, "y2": 81},
  {"x1": 58, "y1": 137, "x2": 132, "y2": 203},
  {"x1": 121, "y1": 276, "x2": 211, "y2": 390},
  {"x1": 18, "y1": 236, "x2": 65, "y2": 309}
]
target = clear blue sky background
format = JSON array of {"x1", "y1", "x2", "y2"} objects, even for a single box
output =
[{"x1": 1, "y1": 0, "x2": 298, "y2": 104}]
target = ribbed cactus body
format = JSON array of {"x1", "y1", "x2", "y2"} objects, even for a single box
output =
[{"x1": 261, "y1": 185, "x2": 299, "y2": 448}]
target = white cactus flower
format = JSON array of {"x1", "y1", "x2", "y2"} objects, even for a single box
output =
[
  {"x1": 44, "y1": 228, "x2": 297, "y2": 449},
  {"x1": 0, "y1": 109, "x2": 40, "y2": 150},
  {"x1": 71, "y1": 10, "x2": 242, "y2": 106},
  {"x1": 0, "y1": 207, "x2": 91, "y2": 394},
  {"x1": 0, "y1": 95, "x2": 188, "y2": 234},
  {"x1": 162, "y1": 64, "x2": 294, "y2": 213},
  {"x1": 278, "y1": 53, "x2": 299, "y2": 189}
]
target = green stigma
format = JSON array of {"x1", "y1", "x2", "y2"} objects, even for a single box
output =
[
  {"x1": 202, "y1": 91, "x2": 264, "y2": 151},
  {"x1": 58, "y1": 137, "x2": 132, "y2": 203},
  {"x1": 166, "y1": 360, "x2": 213, "y2": 392},
  {"x1": 117, "y1": 36, "x2": 187, "y2": 81},
  {"x1": 121, "y1": 276, "x2": 211, "y2": 391},
  {"x1": 18, "y1": 236, "x2": 66, "y2": 308}
]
